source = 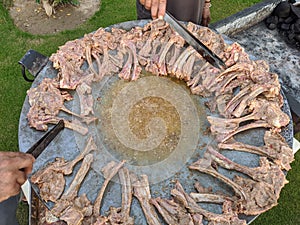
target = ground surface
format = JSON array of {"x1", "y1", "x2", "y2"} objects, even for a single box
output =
[{"x1": 9, "y1": 0, "x2": 100, "y2": 34}]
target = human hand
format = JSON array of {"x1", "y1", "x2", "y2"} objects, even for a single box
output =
[
  {"x1": 0, "y1": 152, "x2": 35, "y2": 202},
  {"x1": 202, "y1": 1, "x2": 211, "y2": 27},
  {"x1": 139, "y1": 0, "x2": 167, "y2": 19}
]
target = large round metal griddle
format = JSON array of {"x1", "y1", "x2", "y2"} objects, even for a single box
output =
[{"x1": 18, "y1": 20, "x2": 293, "y2": 224}]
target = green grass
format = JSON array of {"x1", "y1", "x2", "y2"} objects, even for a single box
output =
[{"x1": 0, "y1": 0, "x2": 299, "y2": 224}]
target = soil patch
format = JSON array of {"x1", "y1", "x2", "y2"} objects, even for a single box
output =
[{"x1": 9, "y1": 0, "x2": 101, "y2": 35}]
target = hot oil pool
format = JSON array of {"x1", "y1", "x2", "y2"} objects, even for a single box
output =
[{"x1": 88, "y1": 72, "x2": 212, "y2": 185}]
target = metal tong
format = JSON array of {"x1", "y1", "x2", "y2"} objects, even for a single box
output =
[
  {"x1": 25, "y1": 120, "x2": 65, "y2": 210},
  {"x1": 26, "y1": 120, "x2": 65, "y2": 158},
  {"x1": 164, "y1": 11, "x2": 227, "y2": 70}
]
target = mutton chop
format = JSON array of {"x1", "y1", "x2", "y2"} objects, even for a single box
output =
[
  {"x1": 27, "y1": 78, "x2": 90, "y2": 135},
  {"x1": 206, "y1": 146, "x2": 288, "y2": 190},
  {"x1": 207, "y1": 98, "x2": 290, "y2": 143},
  {"x1": 31, "y1": 136, "x2": 97, "y2": 203},
  {"x1": 93, "y1": 160, "x2": 126, "y2": 216},
  {"x1": 150, "y1": 196, "x2": 204, "y2": 225},
  {"x1": 218, "y1": 130, "x2": 294, "y2": 171},
  {"x1": 170, "y1": 181, "x2": 246, "y2": 225},
  {"x1": 131, "y1": 174, "x2": 161, "y2": 225},
  {"x1": 106, "y1": 167, "x2": 134, "y2": 225},
  {"x1": 189, "y1": 147, "x2": 288, "y2": 216},
  {"x1": 51, "y1": 154, "x2": 94, "y2": 224}
]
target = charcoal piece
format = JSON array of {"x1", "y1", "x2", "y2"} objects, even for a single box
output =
[
  {"x1": 278, "y1": 17, "x2": 285, "y2": 23},
  {"x1": 294, "y1": 33, "x2": 300, "y2": 42},
  {"x1": 288, "y1": 32, "x2": 295, "y2": 41},
  {"x1": 267, "y1": 23, "x2": 277, "y2": 30},
  {"x1": 273, "y1": 1, "x2": 291, "y2": 18},
  {"x1": 294, "y1": 23, "x2": 300, "y2": 33},
  {"x1": 290, "y1": 23, "x2": 295, "y2": 32},
  {"x1": 265, "y1": 16, "x2": 279, "y2": 30},
  {"x1": 284, "y1": 16, "x2": 294, "y2": 24},
  {"x1": 280, "y1": 23, "x2": 291, "y2": 30}
]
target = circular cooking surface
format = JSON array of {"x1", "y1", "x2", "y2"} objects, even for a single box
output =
[{"x1": 18, "y1": 20, "x2": 294, "y2": 224}]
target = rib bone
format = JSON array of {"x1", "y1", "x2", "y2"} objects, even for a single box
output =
[
  {"x1": 190, "y1": 147, "x2": 288, "y2": 216},
  {"x1": 54, "y1": 136, "x2": 97, "y2": 175},
  {"x1": 51, "y1": 154, "x2": 94, "y2": 218},
  {"x1": 218, "y1": 130, "x2": 294, "y2": 171},
  {"x1": 250, "y1": 99, "x2": 289, "y2": 128},
  {"x1": 216, "y1": 120, "x2": 271, "y2": 143},
  {"x1": 131, "y1": 174, "x2": 161, "y2": 225},
  {"x1": 189, "y1": 151, "x2": 247, "y2": 200},
  {"x1": 150, "y1": 197, "x2": 196, "y2": 225},
  {"x1": 62, "y1": 153, "x2": 94, "y2": 200},
  {"x1": 106, "y1": 167, "x2": 134, "y2": 225},
  {"x1": 171, "y1": 181, "x2": 246, "y2": 224},
  {"x1": 93, "y1": 160, "x2": 126, "y2": 216},
  {"x1": 119, "y1": 167, "x2": 133, "y2": 219},
  {"x1": 207, "y1": 146, "x2": 288, "y2": 188},
  {"x1": 190, "y1": 193, "x2": 234, "y2": 204}
]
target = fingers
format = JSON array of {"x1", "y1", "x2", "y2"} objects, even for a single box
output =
[
  {"x1": 157, "y1": 0, "x2": 167, "y2": 19},
  {"x1": 140, "y1": 0, "x2": 146, "y2": 6},
  {"x1": 19, "y1": 153, "x2": 35, "y2": 175},
  {"x1": 16, "y1": 170, "x2": 27, "y2": 185},
  {"x1": 144, "y1": 0, "x2": 152, "y2": 10},
  {"x1": 151, "y1": 0, "x2": 159, "y2": 19},
  {"x1": 151, "y1": 0, "x2": 166, "y2": 19},
  {"x1": 0, "y1": 151, "x2": 35, "y2": 175},
  {"x1": 201, "y1": 8, "x2": 211, "y2": 27},
  {"x1": 140, "y1": 0, "x2": 166, "y2": 19},
  {"x1": 0, "y1": 169, "x2": 25, "y2": 202}
]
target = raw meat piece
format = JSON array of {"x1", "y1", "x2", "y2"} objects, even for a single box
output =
[
  {"x1": 190, "y1": 148, "x2": 288, "y2": 216},
  {"x1": 218, "y1": 130, "x2": 294, "y2": 171},
  {"x1": 93, "y1": 160, "x2": 126, "y2": 216},
  {"x1": 131, "y1": 174, "x2": 161, "y2": 225},
  {"x1": 207, "y1": 98, "x2": 290, "y2": 142},
  {"x1": 189, "y1": 153, "x2": 247, "y2": 200},
  {"x1": 105, "y1": 167, "x2": 134, "y2": 225},
  {"x1": 207, "y1": 146, "x2": 287, "y2": 188},
  {"x1": 61, "y1": 154, "x2": 94, "y2": 200},
  {"x1": 31, "y1": 158, "x2": 67, "y2": 202},
  {"x1": 51, "y1": 154, "x2": 94, "y2": 222},
  {"x1": 50, "y1": 39, "x2": 87, "y2": 90},
  {"x1": 27, "y1": 78, "x2": 92, "y2": 133},
  {"x1": 171, "y1": 181, "x2": 246, "y2": 225},
  {"x1": 31, "y1": 137, "x2": 96, "y2": 202},
  {"x1": 150, "y1": 197, "x2": 200, "y2": 225},
  {"x1": 215, "y1": 121, "x2": 271, "y2": 143},
  {"x1": 225, "y1": 83, "x2": 280, "y2": 118},
  {"x1": 223, "y1": 42, "x2": 251, "y2": 67},
  {"x1": 76, "y1": 81, "x2": 94, "y2": 117},
  {"x1": 190, "y1": 193, "x2": 234, "y2": 204},
  {"x1": 186, "y1": 23, "x2": 226, "y2": 55}
]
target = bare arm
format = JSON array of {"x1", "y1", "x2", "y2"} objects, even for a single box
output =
[
  {"x1": 139, "y1": 0, "x2": 167, "y2": 19},
  {"x1": 0, "y1": 152, "x2": 35, "y2": 202}
]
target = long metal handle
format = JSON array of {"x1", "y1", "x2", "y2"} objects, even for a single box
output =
[
  {"x1": 164, "y1": 12, "x2": 227, "y2": 70},
  {"x1": 26, "y1": 120, "x2": 65, "y2": 158}
]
